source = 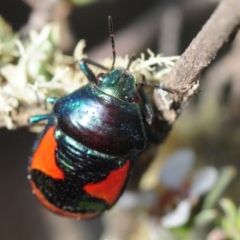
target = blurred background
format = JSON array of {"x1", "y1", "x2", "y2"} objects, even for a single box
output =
[{"x1": 1, "y1": 0, "x2": 240, "y2": 239}]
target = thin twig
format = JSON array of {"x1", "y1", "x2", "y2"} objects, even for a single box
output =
[{"x1": 154, "y1": 0, "x2": 240, "y2": 123}]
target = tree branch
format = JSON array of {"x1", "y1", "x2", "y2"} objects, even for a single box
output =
[{"x1": 154, "y1": 0, "x2": 240, "y2": 123}]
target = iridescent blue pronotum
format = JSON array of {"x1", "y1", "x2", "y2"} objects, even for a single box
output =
[{"x1": 28, "y1": 16, "x2": 162, "y2": 219}]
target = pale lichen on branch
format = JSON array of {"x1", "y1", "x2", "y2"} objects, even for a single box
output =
[
  {"x1": 0, "y1": 20, "x2": 178, "y2": 129},
  {"x1": 1, "y1": 0, "x2": 240, "y2": 130}
]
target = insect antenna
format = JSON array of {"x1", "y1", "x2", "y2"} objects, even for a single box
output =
[
  {"x1": 138, "y1": 75, "x2": 176, "y2": 94},
  {"x1": 108, "y1": 16, "x2": 116, "y2": 70}
]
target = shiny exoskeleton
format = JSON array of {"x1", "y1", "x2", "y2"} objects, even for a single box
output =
[{"x1": 28, "y1": 17, "x2": 148, "y2": 219}]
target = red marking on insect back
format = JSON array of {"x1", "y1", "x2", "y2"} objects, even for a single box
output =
[
  {"x1": 84, "y1": 160, "x2": 130, "y2": 205},
  {"x1": 30, "y1": 181, "x2": 100, "y2": 219},
  {"x1": 30, "y1": 126, "x2": 64, "y2": 180}
]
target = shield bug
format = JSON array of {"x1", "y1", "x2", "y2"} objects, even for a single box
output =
[{"x1": 28, "y1": 16, "x2": 164, "y2": 219}]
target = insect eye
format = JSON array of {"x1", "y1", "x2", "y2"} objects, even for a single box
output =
[
  {"x1": 97, "y1": 73, "x2": 105, "y2": 81},
  {"x1": 132, "y1": 93, "x2": 139, "y2": 102}
]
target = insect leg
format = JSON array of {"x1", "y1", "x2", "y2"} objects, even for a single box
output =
[
  {"x1": 126, "y1": 55, "x2": 137, "y2": 70},
  {"x1": 138, "y1": 87, "x2": 154, "y2": 125},
  {"x1": 79, "y1": 58, "x2": 110, "y2": 85},
  {"x1": 28, "y1": 114, "x2": 51, "y2": 124},
  {"x1": 45, "y1": 97, "x2": 57, "y2": 104}
]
